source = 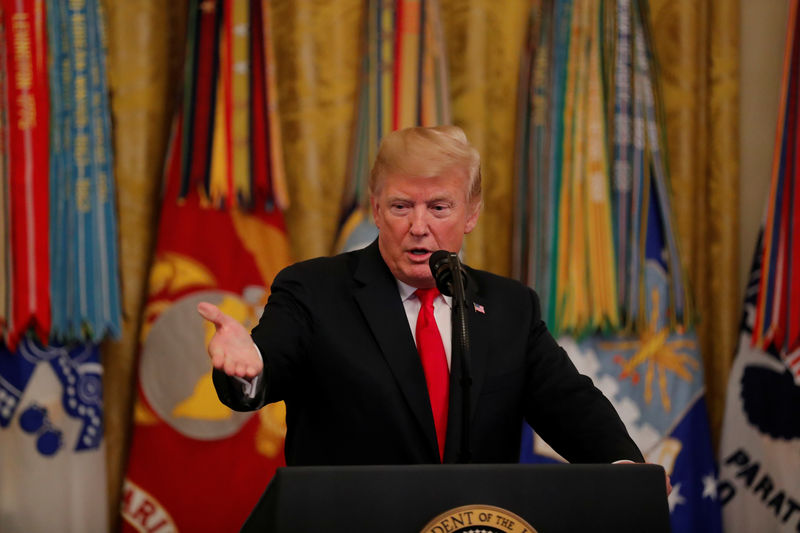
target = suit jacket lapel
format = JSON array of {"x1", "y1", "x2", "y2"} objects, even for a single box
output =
[
  {"x1": 353, "y1": 241, "x2": 440, "y2": 461},
  {"x1": 467, "y1": 290, "x2": 489, "y2": 422}
]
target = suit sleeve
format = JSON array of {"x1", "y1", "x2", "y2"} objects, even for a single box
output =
[
  {"x1": 213, "y1": 265, "x2": 313, "y2": 412},
  {"x1": 522, "y1": 288, "x2": 645, "y2": 463}
]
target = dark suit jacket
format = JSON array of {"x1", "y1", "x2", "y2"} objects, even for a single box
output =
[{"x1": 214, "y1": 240, "x2": 643, "y2": 466}]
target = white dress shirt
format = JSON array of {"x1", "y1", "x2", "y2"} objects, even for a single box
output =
[{"x1": 396, "y1": 279, "x2": 453, "y2": 369}]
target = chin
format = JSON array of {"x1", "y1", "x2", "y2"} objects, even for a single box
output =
[{"x1": 402, "y1": 272, "x2": 435, "y2": 289}]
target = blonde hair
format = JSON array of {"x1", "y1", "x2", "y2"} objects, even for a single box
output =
[{"x1": 369, "y1": 126, "x2": 482, "y2": 203}]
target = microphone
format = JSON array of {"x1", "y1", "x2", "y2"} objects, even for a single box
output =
[
  {"x1": 429, "y1": 250, "x2": 466, "y2": 296},
  {"x1": 429, "y1": 249, "x2": 473, "y2": 463}
]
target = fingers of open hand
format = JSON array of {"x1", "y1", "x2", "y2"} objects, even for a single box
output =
[
  {"x1": 221, "y1": 357, "x2": 261, "y2": 378},
  {"x1": 208, "y1": 337, "x2": 262, "y2": 378},
  {"x1": 209, "y1": 343, "x2": 227, "y2": 369},
  {"x1": 197, "y1": 302, "x2": 224, "y2": 328}
]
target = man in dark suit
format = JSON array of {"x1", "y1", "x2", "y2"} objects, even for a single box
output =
[{"x1": 199, "y1": 125, "x2": 644, "y2": 467}]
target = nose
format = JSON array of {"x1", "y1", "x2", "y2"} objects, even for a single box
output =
[{"x1": 409, "y1": 207, "x2": 429, "y2": 236}]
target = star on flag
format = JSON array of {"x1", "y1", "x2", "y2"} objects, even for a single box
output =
[
  {"x1": 702, "y1": 473, "x2": 718, "y2": 500},
  {"x1": 668, "y1": 483, "x2": 685, "y2": 513}
]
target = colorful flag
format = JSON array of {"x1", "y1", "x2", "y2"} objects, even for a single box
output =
[
  {"x1": 1, "y1": 2, "x2": 119, "y2": 531},
  {"x1": 514, "y1": 1, "x2": 722, "y2": 530},
  {"x1": 718, "y1": 3, "x2": 800, "y2": 529},
  {"x1": 121, "y1": 122, "x2": 290, "y2": 531},
  {"x1": 520, "y1": 192, "x2": 723, "y2": 532},
  {"x1": 0, "y1": 338, "x2": 107, "y2": 532},
  {"x1": 718, "y1": 232, "x2": 800, "y2": 532},
  {"x1": 122, "y1": 1, "x2": 291, "y2": 530},
  {"x1": 335, "y1": 0, "x2": 451, "y2": 253}
]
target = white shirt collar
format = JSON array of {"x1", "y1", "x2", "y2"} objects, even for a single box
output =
[{"x1": 396, "y1": 279, "x2": 453, "y2": 308}]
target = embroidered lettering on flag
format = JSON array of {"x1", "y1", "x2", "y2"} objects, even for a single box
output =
[
  {"x1": 718, "y1": 230, "x2": 800, "y2": 533},
  {"x1": 2, "y1": 0, "x2": 50, "y2": 349}
]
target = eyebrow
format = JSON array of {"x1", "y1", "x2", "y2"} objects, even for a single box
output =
[
  {"x1": 427, "y1": 196, "x2": 455, "y2": 205},
  {"x1": 386, "y1": 195, "x2": 412, "y2": 204},
  {"x1": 386, "y1": 194, "x2": 455, "y2": 203}
]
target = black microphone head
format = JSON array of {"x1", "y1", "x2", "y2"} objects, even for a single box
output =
[
  {"x1": 429, "y1": 250, "x2": 461, "y2": 296},
  {"x1": 429, "y1": 250, "x2": 451, "y2": 274}
]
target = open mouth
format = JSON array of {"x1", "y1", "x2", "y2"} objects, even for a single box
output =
[{"x1": 407, "y1": 248, "x2": 431, "y2": 259}]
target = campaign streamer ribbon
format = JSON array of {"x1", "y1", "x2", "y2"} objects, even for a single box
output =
[
  {"x1": 250, "y1": 0, "x2": 270, "y2": 209},
  {"x1": 207, "y1": 0, "x2": 232, "y2": 208},
  {"x1": 85, "y1": 0, "x2": 121, "y2": 340},
  {"x1": 261, "y1": 0, "x2": 288, "y2": 210},
  {"x1": 65, "y1": 0, "x2": 97, "y2": 340},
  {"x1": 3, "y1": 0, "x2": 50, "y2": 349},
  {"x1": 335, "y1": 0, "x2": 451, "y2": 252},
  {"x1": 176, "y1": 0, "x2": 285, "y2": 212},
  {"x1": 584, "y1": 0, "x2": 618, "y2": 332},
  {"x1": 753, "y1": 1, "x2": 800, "y2": 379},
  {"x1": 512, "y1": 0, "x2": 693, "y2": 338},
  {"x1": 634, "y1": 0, "x2": 690, "y2": 329},
  {"x1": 511, "y1": 0, "x2": 542, "y2": 284},
  {"x1": 45, "y1": 0, "x2": 69, "y2": 340},
  {"x1": 46, "y1": 0, "x2": 121, "y2": 342},
  {"x1": 543, "y1": 0, "x2": 570, "y2": 328},
  {"x1": 229, "y1": 0, "x2": 249, "y2": 206},
  {"x1": 612, "y1": 0, "x2": 634, "y2": 325},
  {"x1": 0, "y1": 9, "x2": 9, "y2": 336},
  {"x1": 180, "y1": 0, "x2": 222, "y2": 201}
]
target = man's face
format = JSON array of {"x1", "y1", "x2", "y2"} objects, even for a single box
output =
[{"x1": 371, "y1": 167, "x2": 480, "y2": 288}]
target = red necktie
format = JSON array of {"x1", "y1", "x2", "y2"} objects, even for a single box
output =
[{"x1": 415, "y1": 288, "x2": 449, "y2": 461}]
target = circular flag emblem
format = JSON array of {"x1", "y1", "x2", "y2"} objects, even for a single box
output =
[
  {"x1": 420, "y1": 504, "x2": 537, "y2": 533},
  {"x1": 140, "y1": 290, "x2": 256, "y2": 440}
]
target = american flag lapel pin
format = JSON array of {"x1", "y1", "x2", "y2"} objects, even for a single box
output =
[{"x1": 473, "y1": 302, "x2": 485, "y2": 314}]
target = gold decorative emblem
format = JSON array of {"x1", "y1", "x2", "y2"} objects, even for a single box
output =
[
  {"x1": 420, "y1": 504, "x2": 537, "y2": 533},
  {"x1": 599, "y1": 289, "x2": 698, "y2": 412}
]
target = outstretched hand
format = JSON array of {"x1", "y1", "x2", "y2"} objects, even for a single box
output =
[{"x1": 197, "y1": 302, "x2": 263, "y2": 378}]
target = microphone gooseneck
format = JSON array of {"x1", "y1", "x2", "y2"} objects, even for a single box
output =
[{"x1": 428, "y1": 250, "x2": 472, "y2": 463}]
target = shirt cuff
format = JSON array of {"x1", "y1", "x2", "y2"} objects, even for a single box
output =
[{"x1": 231, "y1": 343, "x2": 263, "y2": 399}]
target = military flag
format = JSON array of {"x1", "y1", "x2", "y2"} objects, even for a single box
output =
[
  {"x1": 0, "y1": 0, "x2": 118, "y2": 530},
  {"x1": 514, "y1": 1, "x2": 722, "y2": 531},
  {"x1": 121, "y1": 1, "x2": 292, "y2": 530},
  {"x1": 718, "y1": 233, "x2": 800, "y2": 532},
  {"x1": 718, "y1": 2, "x2": 800, "y2": 530},
  {"x1": 0, "y1": 339, "x2": 107, "y2": 531}
]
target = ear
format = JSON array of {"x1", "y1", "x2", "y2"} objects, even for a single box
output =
[
  {"x1": 464, "y1": 200, "x2": 481, "y2": 234},
  {"x1": 370, "y1": 194, "x2": 382, "y2": 231}
]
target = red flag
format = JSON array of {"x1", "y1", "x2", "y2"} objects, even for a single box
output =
[{"x1": 121, "y1": 117, "x2": 291, "y2": 532}]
